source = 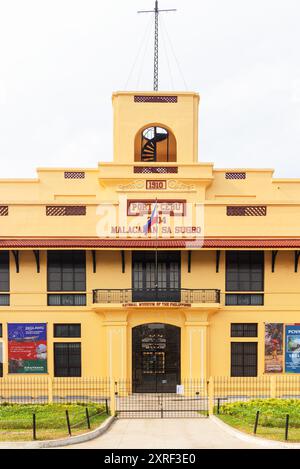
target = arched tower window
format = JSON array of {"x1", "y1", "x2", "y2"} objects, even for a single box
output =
[{"x1": 134, "y1": 125, "x2": 177, "y2": 163}]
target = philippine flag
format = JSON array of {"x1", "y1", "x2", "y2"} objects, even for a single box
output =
[{"x1": 143, "y1": 202, "x2": 159, "y2": 235}]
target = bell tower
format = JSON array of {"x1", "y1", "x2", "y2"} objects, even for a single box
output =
[{"x1": 112, "y1": 91, "x2": 200, "y2": 165}]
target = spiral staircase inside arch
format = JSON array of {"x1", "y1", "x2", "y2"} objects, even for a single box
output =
[{"x1": 141, "y1": 126, "x2": 169, "y2": 162}]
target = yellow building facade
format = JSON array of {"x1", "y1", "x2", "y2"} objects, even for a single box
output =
[{"x1": 0, "y1": 90, "x2": 300, "y2": 391}]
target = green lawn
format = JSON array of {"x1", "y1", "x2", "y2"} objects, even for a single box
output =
[
  {"x1": 0, "y1": 403, "x2": 109, "y2": 441},
  {"x1": 218, "y1": 399, "x2": 300, "y2": 442}
]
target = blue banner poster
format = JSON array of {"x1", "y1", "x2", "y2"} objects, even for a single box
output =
[
  {"x1": 285, "y1": 325, "x2": 300, "y2": 373},
  {"x1": 8, "y1": 323, "x2": 47, "y2": 374}
]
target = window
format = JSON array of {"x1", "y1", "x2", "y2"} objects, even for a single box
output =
[
  {"x1": 133, "y1": 262, "x2": 143, "y2": 289},
  {"x1": 54, "y1": 324, "x2": 81, "y2": 338},
  {"x1": 47, "y1": 251, "x2": 86, "y2": 292},
  {"x1": 0, "y1": 251, "x2": 9, "y2": 292},
  {"x1": 134, "y1": 125, "x2": 177, "y2": 163},
  {"x1": 132, "y1": 251, "x2": 181, "y2": 302},
  {"x1": 48, "y1": 294, "x2": 86, "y2": 306},
  {"x1": 226, "y1": 251, "x2": 264, "y2": 306},
  {"x1": 0, "y1": 295, "x2": 9, "y2": 306},
  {"x1": 54, "y1": 343, "x2": 81, "y2": 377},
  {"x1": 231, "y1": 323, "x2": 258, "y2": 338},
  {"x1": 226, "y1": 294, "x2": 263, "y2": 306},
  {"x1": 231, "y1": 342, "x2": 257, "y2": 377},
  {"x1": 226, "y1": 251, "x2": 264, "y2": 292},
  {"x1": 169, "y1": 262, "x2": 180, "y2": 289},
  {"x1": 145, "y1": 262, "x2": 155, "y2": 289},
  {"x1": 142, "y1": 352, "x2": 165, "y2": 374}
]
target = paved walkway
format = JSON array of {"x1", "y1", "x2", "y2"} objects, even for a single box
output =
[{"x1": 64, "y1": 418, "x2": 272, "y2": 449}]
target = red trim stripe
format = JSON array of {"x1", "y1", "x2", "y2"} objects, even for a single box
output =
[{"x1": 0, "y1": 238, "x2": 300, "y2": 249}]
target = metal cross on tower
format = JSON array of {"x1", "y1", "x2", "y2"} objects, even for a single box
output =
[{"x1": 138, "y1": 1, "x2": 177, "y2": 91}]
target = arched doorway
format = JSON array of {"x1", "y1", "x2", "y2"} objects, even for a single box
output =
[
  {"x1": 132, "y1": 323, "x2": 180, "y2": 393},
  {"x1": 134, "y1": 125, "x2": 177, "y2": 163}
]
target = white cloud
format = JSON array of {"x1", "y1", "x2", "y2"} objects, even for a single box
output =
[
  {"x1": 0, "y1": 81, "x2": 7, "y2": 106},
  {"x1": 0, "y1": 0, "x2": 299, "y2": 177}
]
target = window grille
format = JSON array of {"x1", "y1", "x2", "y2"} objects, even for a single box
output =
[
  {"x1": 47, "y1": 251, "x2": 86, "y2": 292},
  {"x1": 54, "y1": 342, "x2": 81, "y2": 377},
  {"x1": 54, "y1": 324, "x2": 81, "y2": 338},
  {"x1": 0, "y1": 251, "x2": 9, "y2": 292},
  {"x1": 226, "y1": 251, "x2": 264, "y2": 292},
  {"x1": 231, "y1": 323, "x2": 258, "y2": 337},
  {"x1": 231, "y1": 342, "x2": 258, "y2": 377}
]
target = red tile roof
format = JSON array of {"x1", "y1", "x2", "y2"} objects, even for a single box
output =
[{"x1": 0, "y1": 238, "x2": 300, "y2": 249}]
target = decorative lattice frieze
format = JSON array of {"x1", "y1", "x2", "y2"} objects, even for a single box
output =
[
  {"x1": 64, "y1": 171, "x2": 85, "y2": 179},
  {"x1": 134, "y1": 166, "x2": 178, "y2": 174},
  {"x1": 225, "y1": 172, "x2": 246, "y2": 180},
  {"x1": 134, "y1": 95, "x2": 178, "y2": 103},
  {"x1": 227, "y1": 206, "x2": 267, "y2": 216},
  {"x1": 0, "y1": 206, "x2": 8, "y2": 216},
  {"x1": 46, "y1": 206, "x2": 86, "y2": 216}
]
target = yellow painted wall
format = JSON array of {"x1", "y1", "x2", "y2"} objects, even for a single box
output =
[
  {"x1": 0, "y1": 91, "x2": 300, "y2": 382},
  {"x1": 112, "y1": 92, "x2": 199, "y2": 164},
  {"x1": 1, "y1": 250, "x2": 300, "y2": 379}
]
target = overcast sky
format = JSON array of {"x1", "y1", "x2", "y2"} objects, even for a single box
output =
[{"x1": 0, "y1": 0, "x2": 300, "y2": 178}]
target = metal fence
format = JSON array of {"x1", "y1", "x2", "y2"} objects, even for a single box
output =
[
  {"x1": 53, "y1": 377, "x2": 110, "y2": 406},
  {"x1": 213, "y1": 376, "x2": 300, "y2": 415},
  {"x1": 275, "y1": 375, "x2": 300, "y2": 399},
  {"x1": 0, "y1": 377, "x2": 110, "y2": 405},
  {"x1": 93, "y1": 288, "x2": 220, "y2": 304},
  {"x1": 3, "y1": 376, "x2": 300, "y2": 415},
  {"x1": 214, "y1": 376, "x2": 272, "y2": 411},
  {"x1": 213, "y1": 376, "x2": 300, "y2": 442},
  {"x1": 115, "y1": 379, "x2": 208, "y2": 418},
  {"x1": 0, "y1": 377, "x2": 49, "y2": 404},
  {"x1": 0, "y1": 377, "x2": 208, "y2": 418},
  {"x1": 215, "y1": 376, "x2": 300, "y2": 400}
]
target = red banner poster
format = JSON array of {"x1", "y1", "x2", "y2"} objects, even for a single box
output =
[{"x1": 265, "y1": 323, "x2": 283, "y2": 373}]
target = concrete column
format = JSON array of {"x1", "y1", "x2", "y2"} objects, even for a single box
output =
[
  {"x1": 104, "y1": 320, "x2": 128, "y2": 380},
  {"x1": 184, "y1": 321, "x2": 208, "y2": 381}
]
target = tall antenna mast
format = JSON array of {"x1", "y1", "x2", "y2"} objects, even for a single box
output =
[{"x1": 138, "y1": 1, "x2": 177, "y2": 91}]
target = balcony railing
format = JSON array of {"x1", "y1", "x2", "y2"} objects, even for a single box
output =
[{"x1": 93, "y1": 289, "x2": 220, "y2": 304}]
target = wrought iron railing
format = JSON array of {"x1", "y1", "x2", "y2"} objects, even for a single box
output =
[
  {"x1": 0, "y1": 377, "x2": 111, "y2": 405},
  {"x1": 115, "y1": 378, "x2": 208, "y2": 418},
  {"x1": 92, "y1": 289, "x2": 220, "y2": 304}
]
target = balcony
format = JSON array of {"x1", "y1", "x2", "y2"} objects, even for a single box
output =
[{"x1": 92, "y1": 289, "x2": 220, "y2": 305}]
